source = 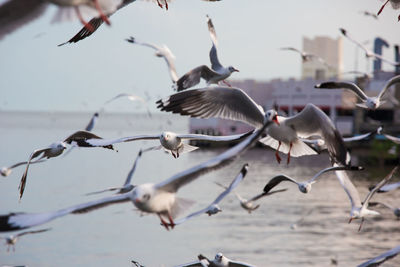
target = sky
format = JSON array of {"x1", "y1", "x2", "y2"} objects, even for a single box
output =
[{"x1": 0, "y1": 0, "x2": 400, "y2": 113}]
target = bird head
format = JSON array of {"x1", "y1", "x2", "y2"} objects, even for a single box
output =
[
  {"x1": 161, "y1": 131, "x2": 174, "y2": 142},
  {"x1": 298, "y1": 182, "x2": 312, "y2": 194},
  {"x1": 132, "y1": 184, "x2": 153, "y2": 205},
  {"x1": 265, "y1": 109, "x2": 280, "y2": 125},
  {"x1": 228, "y1": 66, "x2": 239, "y2": 73},
  {"x1": 215, "y1": 252, "x2": 224, "y2": 262},
  {"x1": 0, "y1": 167, "x2": 11, "y2": 177}
]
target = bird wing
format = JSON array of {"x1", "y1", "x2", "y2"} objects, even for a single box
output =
[
  {"x1": 339, "y1": 28, "x2": 370, "y2": 54},
  {"x1": 8, "y1": 159, "x2": 45, "y2": 169},
  {"x1": 307, "y1": 165, "x2": 363, "y2": 184},
  {"x1": 377, "y1": 181, "x2": 400, "y2": 192},
  {"x1": 228, "y1": 260, "x2": 256, "y2": 267},
  {"x1": 357, "y1": 245, "x2": 400, "y2": 267},
  {"x1": 123, "y1": 150, "x2": 143, "y2": 186},
  {"x1": 334, "y1": 168, "x2": 362, "y2": 209},
  {"x1": 212, "y1": 164, "x2": 248, "y2": 204},
  {"x1": 362, "y1": 166, "x2": 398, "y2": 208},
  {"x1": 247, "y1": 188, "x2": 288, "y2": 202},
  {"x1": 315, "y1": 81, "x2": 368, "y2": 101},
  {"x1": 74, "y1": 134, "x2": 159, "y2": 147},
  {"x1": 206, "y1": 15, "x2": 218, "y2": 47},
  {"x1": 378, "y1": 75, "x2": 400, "y2": 100},
  {"x1": 0, "y1": 0, "x2": 47, "y2": 41},
  {"x1": 178, "y1": 131, "x2": 253, "y2": 142},
  {"x1": 84, "y1": 112, "x2": 99, "y2": 131},
  {"x1": 16, "y1": 228, "x2": 51, "y2": 238},
  {"x1": 209, "y1": 44, "x2": 224, "y2": 71},
  {"x1": 157, "y1": 86, "x2": 266, "y2": 128},
  {"x1": 284, "y1": 103, "x2": 349, "y2": 165},
  {"x1": 373, "y1": 53, "x2": 400, "y2": 67},
  {"x1": 174, "y1": 261, "x2": 204, "y2": 267},
  {"x1": 63, "y1": 130, "x2": 115, "y2": 150},
  {"x1": 343, "y1": 132, "x2": 372, "y2": 142},
  {"x1": 103, "y1": 93, "x2": 146, "y2": 106},
  {"x1": 262, "y1": 175, "x2": 299, "y2": 194},
  {"x1": 0, "y1": 193, "x2": 131, "y2": 232},
  {"x1": 280, "y1": 47, "x2": 302, "y2": 54},
  {"x1": 176, "y1": 65, "x2": 219, "y2": 91},
  {"x1": 154, "y1": 121, "x2": 271, "y2": 193},
  {"x1": 383, "y1": 133, "x2": 400, "y2": 144}
]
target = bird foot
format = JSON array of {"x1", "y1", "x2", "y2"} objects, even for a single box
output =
[{"x1": 222, "y1": 80, "x2": 232, "y2": 87}]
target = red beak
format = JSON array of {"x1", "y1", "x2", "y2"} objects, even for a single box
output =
[
  {"x1": 273, "y1": 115, "x2": 280, "y2": 125},
  {"x1": 234, "y1": 68, "x2": 239, "y2": 72}
]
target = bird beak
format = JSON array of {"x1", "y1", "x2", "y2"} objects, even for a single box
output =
[
  {"x1": 273, "y1": 115, "x2": 280, "y2": 125},
  {"x1": 233, "y1": 68, "x2": 239, "y2": 72},
  {"x1": 135, "y1": 198, "x2": 141, "y2": 204}
]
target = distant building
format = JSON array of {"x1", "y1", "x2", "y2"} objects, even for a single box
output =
[{"x1": 301, "y1": 36, "x2": 343, "y2": 80}]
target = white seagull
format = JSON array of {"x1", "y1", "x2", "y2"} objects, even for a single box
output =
[
  {"x1": 339, "y1": 28, "x2": 400, "y2": 67},
  {"x1": 126, "y1": 37, "x2": 179, "y2": 84},
  {"x1": 86, "y1": 150, "x2": 143, "y2": 195},
  {"x1": 0, "y1": 118, "x2": 273, "y2": 232},
  {"x1": 172, "y1": 164, "x2": 249, "y2": 225},
  {"x1": 19, "y1": 131, "x2": 115, "y2": 200},
  {"x1": 335, "y1": 165, "x2": 398, "y2": 231},
  {"x1": 175, "y1": 15, "x2": 239, "y2": 91},
  {"x1": 0, "y1": 228, "x2": 51, "y2": 252},
  {"x1": 215, "y1": 182, "x2": 287, "y2": 213},
  {"x1": 262, "y1": 165, "x2": 363, "y2": 194},
  {"x1": 315, "y1": 75, "x2": 400, "y2": 110},
  {"x1": 357, "y1": 244, "x2": 400, "y2": 267},
  {"x1": 0, "y1": 0, "x2": 122, "y2": 41},
  {"x1": 157, "y1": 87, "x2": 349, "y2": 165},
  {"x1": 69, "y1": 130, "x2": 253, "y2": 158}
]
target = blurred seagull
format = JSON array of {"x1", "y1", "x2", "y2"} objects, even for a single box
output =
[
  {"x1": 0, "y1": 118, "x2": 272, "y2": 232},
  {"x1": 126, "y1": 37, "x2": 178, "y2": 84},
  {"x1": 360, "y1": 10, "x2": 378, "y2": 19},
  {"x1": 18, "y1": 131, "x2": 115, "y2": 200},
  {"x1": 157, "y1": 87, "x2": 349, "y2": 165},
  {"x1": 68, "y1": 130, "x2": 253, "y2": 158},
  {"x1": 172, "y1": 164, "x2": 249, "y2": 225},
  {"x1": 215, "y1": 182, "x2": 287, "y2": 213},
  {"x1": 86, "y1": 150, "x2": 143, "y2": 195},
  {"x1": 357, "y1": 244, "x2": 400, "y2": 267},
  {"x1": 339, "y1": 28, "x2": 400, "y2": 66},
  {"x1": 0, "y1": 0, "x2": 122, "y2": 41},
  {"x1": 368, "y1": 201, "x2": 400, "y2": 219},
  {"x1": 175, "y1": 15, "x2": 239, "y2": 91},
  {"x1": 336, "y1": 165, "x2": 398, "y2": 231},
  {"x1": 280, "y1": 47, "x2": 332, "y2": 68},
  {"x1": 262, "y1": 165, "x2": 363, "y2": 194},
  {"x1": 0, "y1": 228, "x2": 51, "y2": 252},
  {"x1": 315, "y1": 75, "x2": 400, "y2": 109}
]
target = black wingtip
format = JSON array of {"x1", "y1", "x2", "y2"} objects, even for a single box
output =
[
  {"x1": 0, "y1": 213, "x2": 26, "y2": 232},
  {"x1": 126, "y1": 36, "x2": 135, "y2": 43},
  {"x1": 241, "y1": 163, "x2": 249, "y2": 176},
  {"x1": 350, "y1": 166, "x2": 364, "y2": 171},
  {"x1": 339, "y1": 28, "x2": 346, "y2": 35}
]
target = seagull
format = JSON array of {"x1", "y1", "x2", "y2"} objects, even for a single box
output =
[
  {"x1": 315, "y1": 75, "x2": 400, "y2": 110},
  {"x1": 67, "y1": 130, "x2": 253, "y2": 159},
  {"x1": 0, "y1": 0, "x2": 122, "y2": 41},
  {"x1": 262, "y1": 165, "x2": 363, "y2": 194},
  {"x1": 18, "y1": 131, "x2": 115, "y2": 200},
  {"x1": 0, "y1": 228, "x2": 51, "y2": 252},
  {"x1": 157, "y1": 87, "x2": 349, "y2": 166},
  {"x1": 339, "y1": 28, "x2": 400, "y2": 66},
  {"x1": 0, "y1": 118, "x2": 273, "y2": 232},
  {"x1": 336, "y1": 165, "x2": 398, "y2": 231},
  {"x1": 175, "y1": 15, "x2": 239, "y2": 91},
  {"x1": 86, "y1": 150, "x2": 143, "y2": 195},
  {"x1": 368, "y1": 201, "x2": 400, "y2": 219},
  {"x1": 172, "y1": 163, "x2": 249, "y2": 225},
  {"x1": 280, "y1": 47, "x2": 332, "y2": 68},
  {"x1": 215, "y1": 182, "x2": 287, "y2": 213},
  {"x1": 360, "y1": 10, "x2": 378, "y2": 20},
  {"x1": 126, "y1": 37, "x2": 178, "y2": 84},
  {"x1": 357, "y1": 244, "x2": 400, "y2": 267}
]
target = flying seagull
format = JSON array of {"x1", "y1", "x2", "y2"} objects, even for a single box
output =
[
  {"x1": 0, "y1": 117, "x2": 273, "y2": 232},
  {"x1": 280, "y1": 47, "x2": 332, "y2": 68},
  {"x1": 357, "y1": 244, "x2": 400, "y2": 267},
  {"x1": 172, "y1": 164, "x2": 249, "y2": 225},
  {"x1": 0, "y1": 0, "x2": 122, "y2": 41},
  {"x1": 315, "y1": 75, "x2": 400, "y2": 109},
  {"x1": 157, "y1": 87, "x2": 349, "y2": 166},
  {"x1": 262, "y1": 165, "x2": 363, "y2": 194},
  {"x1": 0, "y1": 228, "x2": 51, "y2": 252},
  {"x1": 68, "y1": 130, "x2": 253, "y2": 158},
  {"x1": 339, "y1": 28, "x2": 400, "y2": 66},
  {"x1": 336, "y1": 165, "x2": 398, "y2": 231},
  {"x1": 198, "y1": 253, "x2": 255, "y2": 267},
  {"x1": 86, "y1": 149, "x2": 143, "y2": 195},
  {"x1": 126, "y1": 37, "x2": 178, "y2": 84},
  {"x1": 175, "y1": 15, "x2": 239, "y2": 91},
  {"x1": 360, "y1": 10, "x2": 378, "y2": 20},
  {"x1": 18, "y1": 131, "x2": 115, "y2": 200}
]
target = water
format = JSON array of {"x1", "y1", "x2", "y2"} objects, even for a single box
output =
[{"x1": 0, "y1": 112, "x2": 399, "y2": 266}]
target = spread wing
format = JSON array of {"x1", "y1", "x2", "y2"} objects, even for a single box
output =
[
  {"x1": 378, "y1": 75, "x2": 400, "y2": 100},
  {"x1": 177, "y1": 131, "x2": 253, "y2": 142},
  {"x1": 85, "y1": 112, "x2": 99, "y2": 131},
  {"x1": 262, "y1": 175, "x2": 299, "y2": 194},
  {"x1": 63, "y1": 131, "x2": 115, "y2": 150},
  {"x1": 315, "y1": 81, "x2": 368, "y2": 101},
  {"x1": 157, "y1": 87, "x2": 266, "y2": 128},
  {"x1": 80, "y1": 134, "x2": 160, "y2": 147},
  {"x1": 176, "y1": 65, "x2": 219, "y2": 91},
  {"x1": 16, "y1": 228, "x2": 51, "y2": 238},
  {"x1": 357, "y1": 245, "x2": 400, "y2": 267}
]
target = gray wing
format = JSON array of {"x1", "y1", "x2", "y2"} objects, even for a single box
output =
[
  {"x1": 334, "y1": 167, "x2": 362, "y2": 209},
  {"x1": 123, "y1": 150, "x2": 143, "y2": 186},
  {"x1": 103, "y1": 93, "x2": 145, "y2": 106},
  {"x1": 175, "y1": 261, "x2": 204, "y2": 267},
  {"x1": 262, "y1": 175, "x2": 299, "y2": 193},
  {"x1": 85, "y1": 112, "x2": 99, "y2": 131},
  {"x1": 307, "y1": 165, "x2": 363, "y2": 184},
  {"x1": 156, "y1": 87, "x2": 266, "y2": 128},
  {"x1": 280, "y1": 47, "x2": 302, "y2": 54},
  {"x1": 177, "y1": 131, "x2": 253, "y2": 142},
  {"x1": 377, "y1": 181, "x2": 400, "y2": 192},
  {"x1": 7, "y1": 159, "x2": 46, "y2": 169},
  {"x1": 228, "y1": 260, "x2": 256, "y2": 267},
  {"x1": 340, "y1": 28, "x2": 370, "y2": 54},
  {"x1": 0, "y1": 0, "x2": 47, "y2": 41},
  {"x1": 373, "y1": 53, "x2": 400, "y2": 67},
  {"x1": 16, "y1": 228, "x2": 51, "y2": 238},
  {"x1": 0, "y1": 193, "x2": 131, "y2": 232},
  {"x1": 343, "y1": 132, "x2": 373, "y2": 142},
  {"x1": 206, "y1": 15, "x2": 218, "y2": 47},
  {"x1": 383, "y1": 133, "x2": 400, "y2": 144},
  {"x1": 315, "y1": 81, "x2": 368, "y2": 101},
  {"x1": 357, "y1": 245, "x2": 400, "y2": 267},
  {"x1": 63, "y1": 130, "x2": 115, "y2": 150},
  {"x1": 247, "y1": 188, "x2": 288, "y2": 202},
  {"x1": 83, "y1": 134, "x2": 160, "y2": 147},
  {"x1": 176, "y1": 65, "x2": 219, "y2": 91},
  {"x1": 154, "y1": 121, "x2": 271, "y2": 193},
  {"x1": 209, "y1": 44, "x2": 223, "y2": 71},
  {"x1": 284, "y1": 103, "x2": 349, "y2": 166},
  {"x1": 212, "y1": 164, "x2": 248, "y2": 204},
  {"x1": 378, "y1": 75, "x2": 400, "y2": 100}
]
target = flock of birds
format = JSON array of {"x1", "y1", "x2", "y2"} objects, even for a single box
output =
[{"x1": 1, "y1": 0, "x2": 400, "y2": 266}]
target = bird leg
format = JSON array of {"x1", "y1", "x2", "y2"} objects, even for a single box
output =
[
  {"x1": 222, "y1": 80, "x2": 232, "y2": 87},
  {"x1": 287, "y1": 142, "x2": 293, "y2": 165},
  {"x1": 93, "y1": 0, "x2": 111, "y2": 25},
  {"x1": 176, "y1": 151, "x2": 179, "y2": 158},
  {"x1": 164, "y1": 0, "x2": 168, "y2": 10},
  {"x1": 167, "y1": 213, "x2": 175, "y2": 229},
  {"x1": 275, "y1": 141, "x2": 282, "y2": 164},
  {"x1": 158, "y1": 214, "x2": 170, "y2": 231},
  {"x1": 171, "y1": 151, "x2": 176, "y2": 159},
  {"x1": 358, "y1": 217, "x2": 365, "y2": 232},
  {"x1": 377, "y1": 0, "x2": 389, "y2": 15},
  {"x1": 74, "y1": 7, "x2": 94, "y2": 32}
]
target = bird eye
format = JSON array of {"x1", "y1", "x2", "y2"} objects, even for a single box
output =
[{"x1": 143, "y1": 194, "x2": 150, "y2": 201}]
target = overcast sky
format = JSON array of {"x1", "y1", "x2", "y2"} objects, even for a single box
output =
[{"x1": 0, "y1": 0, "x2": 399, "y2": 112}]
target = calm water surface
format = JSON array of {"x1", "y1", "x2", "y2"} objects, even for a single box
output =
[{"x1": 0, "y1": 112, "x2": 399, "y2": 267}]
